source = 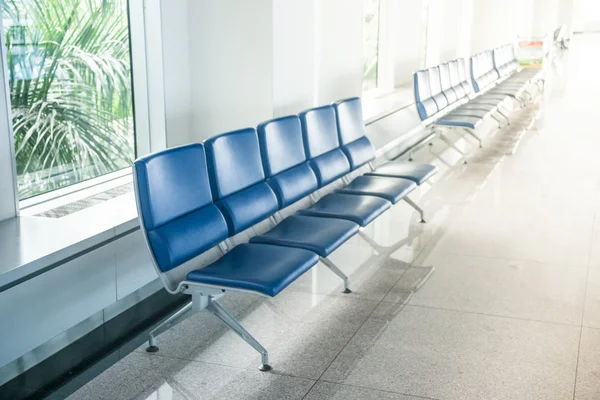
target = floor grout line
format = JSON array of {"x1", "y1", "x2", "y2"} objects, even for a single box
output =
[
  {"x1": 394, "y1": 303, "x2": 583, "y2": 328},
  {"x1": 300, "y1": 252, "x2": 418, "y2": 400},
  {"x1": 572, "y1": 212, "x2": 597, "y2": 400},
  {"x1": 315, "y1": 379, "x2": 443, "y2": 400}
]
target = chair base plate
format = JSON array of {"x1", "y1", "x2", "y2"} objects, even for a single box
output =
[
  {"x1": 146, "y1": 345, "x2": 159, "y2": 353},
  {"x1": 259, "y1": 364, "x2": 273, "y2": 372}
]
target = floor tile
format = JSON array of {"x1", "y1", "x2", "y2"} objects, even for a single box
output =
[
  {"x1": 322, "y1": 306, "x2": 580, "y2": 400},
  {"x1": 426, "y1": 191, "x2": 595, "y2": 266},
  {"x1": 67, "y1": 352, "x2": 314, "y2": 400},
  {"x1": 402, "y1": 252, "x2": 587, "y2": 324},
  {"x1": 304, "y1": 381, "x2": 427, "y2": 400},
  {"x1": 138, "y1": 290, "x2": 378, "y2": 380},
  {"x1": 583, "y1": 268, "x2": 600, "y2": 328},
  {"x1": 575, "y1": 327, "x2": 600, "y2": 400}
]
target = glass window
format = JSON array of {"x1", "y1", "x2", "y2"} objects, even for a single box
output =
[
  {"x1": 362, "y1": 0, "x2": 380, "y2": 92},
  {"x1": 2, "y1": 0, "x2": 136, "y2": 200}
]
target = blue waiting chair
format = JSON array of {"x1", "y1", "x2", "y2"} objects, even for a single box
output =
[
  {"x1": 133, "y1": 143, "x2": 320, "y2": 371},
  {"x1": 204, "y1": 126, "x2": 360, "y2": 293}
]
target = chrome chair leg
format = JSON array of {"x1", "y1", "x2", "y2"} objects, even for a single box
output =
[
  {"x1": 403, "y1": 196, "x2": 426, "y2": 223},
  {"x1": 206, "y1": 298, "x2": 272, "y2": 372},
  {"x1": 320, "y1": 257, "x2": 351, "y2": 293},
  {"x1": 462, "y1": 128, "x2": 483, "y2": 148},
  {"x1": 147, "y1": 301, "x2": 195, "y2": 352}
]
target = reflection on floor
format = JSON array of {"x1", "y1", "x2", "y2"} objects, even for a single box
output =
[{"x1": 67, "y1": 34, "x2": 600, "y2": 400}]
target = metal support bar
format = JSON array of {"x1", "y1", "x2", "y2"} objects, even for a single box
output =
[
  {"x1": 496, "y1": 108, "x2": 511, "y2": 125},
  {"x1": 491, "y1": 114, "x2": 504, "y2": 129},
  {"x1": 438, "y1": 132, "x2": 468, "y2": 164},
  {"x1": 319, "y1": 257, "x2": 351, "y2": 293},
  {"x1": 146, "y1": 301, "x2": 195, "y2": 352},
  {"x1": 206, "y1": 298, "x2": 272, "y2": 371},
  {"x1": 403, "y1": 196, "x2": 426, "y2": 223},
  {"x1": 462, "y1": 128, "x2": 483, "y2": 148},
  {"x1": 357, "y1": 230, "x2": 384, "y2": 254}
]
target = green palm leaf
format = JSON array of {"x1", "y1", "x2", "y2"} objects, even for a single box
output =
[{"x1": 2, "y1": 0, "x2": 135, "y2": 199}]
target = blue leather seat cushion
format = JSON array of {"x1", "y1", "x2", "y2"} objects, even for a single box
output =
[
  {"x1": 298, "y1": 193, "x2": 391, "y2": 227},
  {"x1": 217, "y1": 182, "x2": 279, "y2": 235},
  {"x1": 457, "y1": 104, "x2": 497, "y2": 114},
  {"x1": 186, "y1": 243, "x2": 318, "y2": 297},
  {"x1": 148, "y1": 204, "x2": 229, "y2": 272},
  {"x1": 250, "y1": 215, "x2": 359, "y2": 257},
  {"x1": 366, "y1": 162, "x2": 437, "y2": 185},
  {"x1": 309, "y1": 149, "x2": 351, "y2": 187},
  {"x1": 337, "y1": 175, "x2": 416, "y2": 204},
  {"x1": 343, "y1": 137, "x2": 376, "y2": 170},
  {"x1": 267, "y1": 163, "x2": 319, "y2": 208},
  {"x1": 450, "y1": 108, "x2": 492, "y2": 119},
  {"x1": 436, "y1": 115, "x2": 482, "y2": 130},
  {"x1": 474, "y1": 94, "x2": 508, "y2": 103}
]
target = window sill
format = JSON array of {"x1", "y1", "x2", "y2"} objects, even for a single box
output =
[
  {"x1": 0, "y1": 192, "x2": 139, "y2": 293},
  {"x1": 1, "y1": 84, "x2": 421, "y2": 293},
  {"x1": 362, "y1": 84, "x2": 415, "y2": 125}
]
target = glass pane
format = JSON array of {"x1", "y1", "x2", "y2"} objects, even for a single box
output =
[
  {"x1": 1, "y1": 0, "x2": 136, "y2": 200},
  {"x1": 363, "y1": 0, "x2": 380, "y2": 92}
]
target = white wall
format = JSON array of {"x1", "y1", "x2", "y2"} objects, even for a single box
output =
[
  {"x1": 438, "y1": 0, "x2": 464, "y2": 62},
  {"x1": 470, "y1": 0, "x2": 529, "y2": 53},
  {"x1": 316, "y1": 0, "x2": 363, "y2": 104},
  {"x1": 161, "y1": 0, "x2": 193, "y2": 147},
  {"x1": 272, "y1": 0, "x2": 316, "y2": 117},
  {"x1": 393, "y1": 0, "x2": 427, "y2": 85},
  {"x1": 532, "y1": 0, "x2": 559, "y2": 37},
  {"x1": 573, "y1": 0, "x2": 600, "y2": 32},
  {"x1": 187, "y1": 0, "x2": 274, "y2": 141}
]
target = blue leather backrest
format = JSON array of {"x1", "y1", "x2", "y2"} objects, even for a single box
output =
[
  {"x1": 205, "y1": 128, "x2": 279, "y2": 235},
  {"x1": 439, "y1": 63, "x2": 457, "y2": 104},
  {"x1": 428, "y1": 67, "x2": 443, "y2": 96},
  {"x1": 332, "y1": 97, "x2": 376, "y2": 170},
  {"x1": 299, "y1": 105, "x2": 340, "y2": 158},
  {"x1": 414, "y1": 70, "x2": 432, "y2": 103},
  {"x1": 332, "y1": 97, "x2": 366, "y2": 145},
  {"x1": 429, "y1": 67, "x2": 449, "y2": 111},
  {"x1": 205, "y1": 128, "x2": 266, "y2": 200},
  {"x1": 448, "y1": 61, "x2": 460, "y2": 85},
  {"x1": 448, "y1": 60, "x2": 466, "y2": 99},
  {"x1": 257, "y1": 116, "x2": 306, "y2": 176},
  {"x1": 493, "y1": 48, "x2": 501, "y2": 69},
  {"x1": 457, "y1": 58, "x2": 473, "y2": 95},
  {"x1": 300, "y1": 105, "x2": 351, "y2": 187},
  {"x1": 439, "y1": 64, "x2": 452, "y2": 92},
  {"x1": 135, "y1": 144, "x2": 213, "y2": 231},
  {"x1": 134, "y1": 144, "x2": 229, "y2": 272},
  {"x1": 257, "y1": 115, "x2": 319, "y2": 208},
  {"x1": 414, "y1": 70, "x2": 438, "y2": 120}
]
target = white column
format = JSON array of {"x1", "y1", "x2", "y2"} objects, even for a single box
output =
[
  {"x1": 315, "y1": 0, "x2": 363, "y2": 104},
  {"x1": 272, "y1": 0, "x2": 316, "y2": 116},
  {"x1": 187, "y1": 0, "x2": 274, "y2": 140},
  {"x1": 0, "y1": 17, "x2": 18, "y2": 221}
]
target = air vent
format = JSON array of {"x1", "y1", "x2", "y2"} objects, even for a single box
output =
[{"x1": 36, "y1": 183, "x2": 134, "y2": 218}]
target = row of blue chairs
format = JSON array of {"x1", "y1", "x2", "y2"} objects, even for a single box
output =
[
  {"x1": 414, "y1": 43, "x2": 543, "y2": 160},
  {"x1": 133, "y1": 97, "x2": 437, "y2": 371}
]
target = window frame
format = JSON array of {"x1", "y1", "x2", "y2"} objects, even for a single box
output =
[
  {"x1": 0, "y1": 0, "x2": 154, "y2": 214},
  {"x1": 362, "y1": 0, "x2": 382, "y2": 95}
]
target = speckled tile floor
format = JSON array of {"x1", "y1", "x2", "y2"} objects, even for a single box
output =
[{"x1": 67, "y1": 34, "x2": 600, "y2": 400}]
